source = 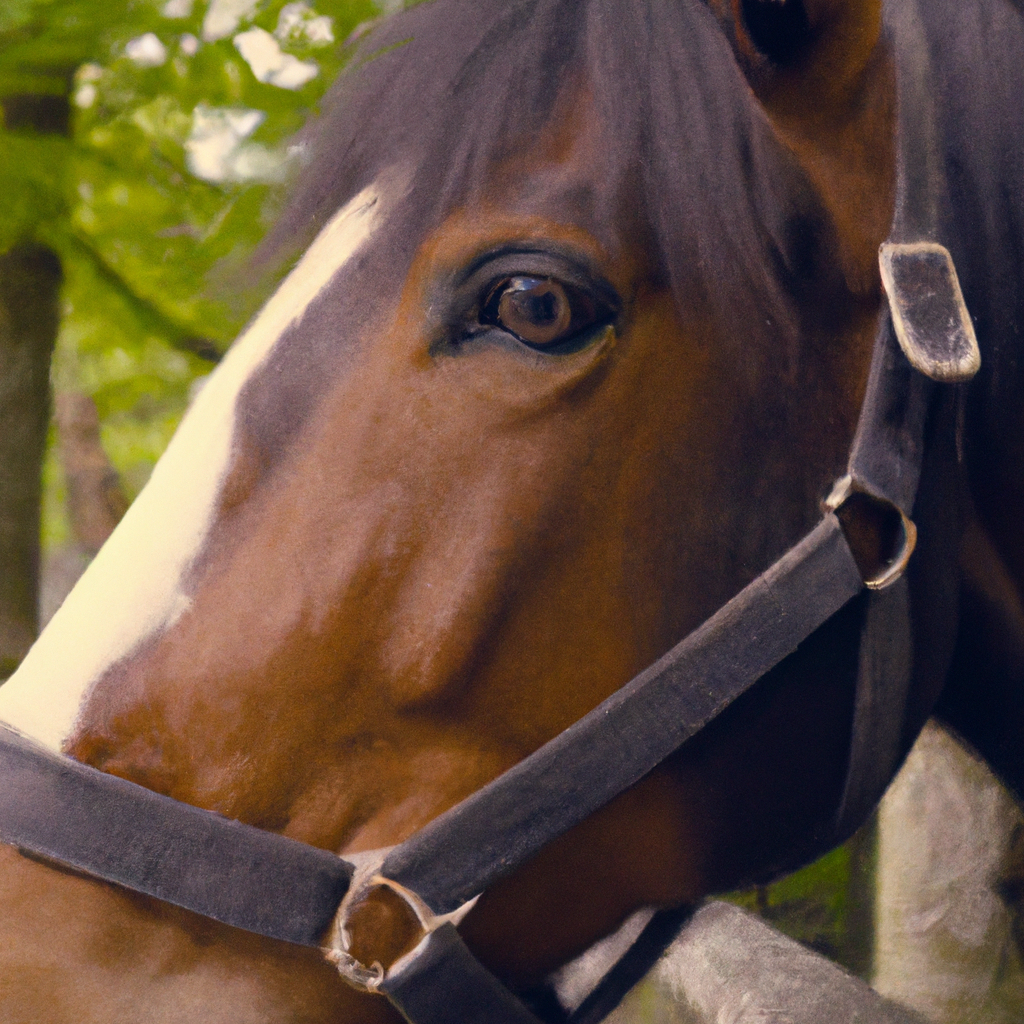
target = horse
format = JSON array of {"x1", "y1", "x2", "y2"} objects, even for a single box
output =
[{"x1": 1, "y1": 0, "x2": 1022, "y2": 1019}]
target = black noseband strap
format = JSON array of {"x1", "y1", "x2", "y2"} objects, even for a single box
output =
[{"x1": 0, "y1": 724, "x2": 352, "y2": 947}]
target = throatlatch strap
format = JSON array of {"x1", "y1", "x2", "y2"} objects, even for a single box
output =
[
  {"x1": 832, "y1": 311, "x2": 930, "y2": 839},
  {"x1": 831, "y1": 0, "x2": 973, "y2": 840},
  {"x1": 0, "y1": 725, "x2": 353, "y2": 947}
]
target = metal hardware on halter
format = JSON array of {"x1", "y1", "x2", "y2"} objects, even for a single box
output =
[
  {"x1": 322, "y1": 850, "x2": 478, "y2": 994},
  {"x1": 825, "y1": 475, "x2": 917, "y2": 590},
  {"x1": 879, "y1": 242, "x2": 980, "y2": 382},
  {"x1": 323, "y1": 944, "x2": 386, "y2": 991}
]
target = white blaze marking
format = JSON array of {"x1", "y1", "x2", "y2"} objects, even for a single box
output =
[{"x1": 0, "y1": 183, "x2": 385, "y2": 751}]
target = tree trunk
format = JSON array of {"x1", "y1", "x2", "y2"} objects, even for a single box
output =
[{"x1": 0, "y1": 243, "x2": 61, "y2": 678}]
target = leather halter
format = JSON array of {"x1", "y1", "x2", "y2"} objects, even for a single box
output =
[{"x1": 0, "y1": 0, "x2": 981, "y2": 1020}]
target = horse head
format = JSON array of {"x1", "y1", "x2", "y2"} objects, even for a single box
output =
[{"x1": 5, "y1": 0, "x2": 1015, "y2": 1019}]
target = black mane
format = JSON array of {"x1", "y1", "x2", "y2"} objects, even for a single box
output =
[{"x1": 261, "y1": 0, "x2": 839, "y2": 358}]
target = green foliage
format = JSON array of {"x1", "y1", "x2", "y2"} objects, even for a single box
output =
[
  {"x1": 726, "y1": 819, "x2": 877, "y2": 977},
  {"x1": 729, "y1": 845, "x2": 853, "y2": 952},
  {"x1": 0, "y1": 0, "x2": 379, "y2": 537},
  {"x1": 0, "y1": 130, "x2": 69, "y2": 251}
]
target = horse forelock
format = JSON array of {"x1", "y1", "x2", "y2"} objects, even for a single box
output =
[{"x1": 261, "y1": 0, "x2": 827, "y2": 356}]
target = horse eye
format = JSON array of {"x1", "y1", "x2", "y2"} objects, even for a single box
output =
[{"x1": 481, "y1": 276, "x2": 604, "y2": 350}]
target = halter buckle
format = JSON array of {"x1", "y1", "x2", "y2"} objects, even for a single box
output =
[{"x1": 879, "y1": 242, "x2": 980, "y2": 383}]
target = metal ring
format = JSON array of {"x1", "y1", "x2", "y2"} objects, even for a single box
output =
[
  {"x1": 322, "y1": 855, "x2": 478, "y2": 993},
  {"x1": 826, "y1": 475, "x2": 917, "y2": 590},
  {"x1": 862, "y1": 511, "x2": 916, "y2": 590},
  {"x1": 322, "y1": 946, "x2": 386, "y2": 991}
]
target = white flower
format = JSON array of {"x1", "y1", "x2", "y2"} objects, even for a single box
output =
[
  {"x1": 185, "y1": 104, "x2": 290, "y2": 183},
  {"x1": 74, "y1": 84, "x2": 97, "y2": 109},
  {"x1": 202, "y1": 0, "x2": 260, "y2": 43},
  {"x1": 162, "y1": 0, "x2": 194, "y2": 18},
  {"x1": 180, "y1": 33, "x2": 200, "y2": 56},
  {"x1": 125, "y1": 33, "x2": 168, "y2": 67},
  {"x1": 233, "y1": 27, "x2": 318, "y2": 89},
  {"x1": 275, "y1": 3, "x2": 334, "y2": 46}
]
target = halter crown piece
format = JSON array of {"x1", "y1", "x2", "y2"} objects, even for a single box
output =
[{"x1": 0, "y1": 0, "x2": 981, "y2": 1021}]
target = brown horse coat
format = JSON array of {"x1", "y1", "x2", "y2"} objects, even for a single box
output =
[{"x1": 1, "y1": 0, "x2": 1023, "y2": 1019}]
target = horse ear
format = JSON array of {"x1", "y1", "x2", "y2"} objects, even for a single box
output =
[
  {"x1": 722, "y1": 0, "x2": 884, "y2": 98},
  {"x1": 737, "y1": 0, "x2": 814, "y2": 66},
  {"x1": 717, "y1": 0, "x2": 895, "y2": 295}
]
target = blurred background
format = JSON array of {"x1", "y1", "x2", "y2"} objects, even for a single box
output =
[
  {"x1": 0, "y1": 3, "x2": 1021, "y2": 1020},
  {"x1": 0, "y1": 0, "x2": 385, "y2": 648}
]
